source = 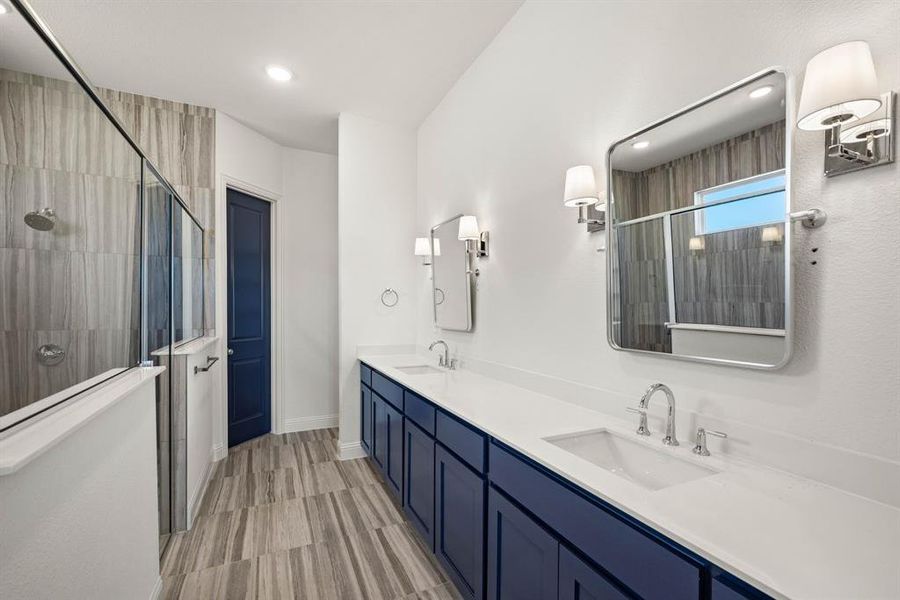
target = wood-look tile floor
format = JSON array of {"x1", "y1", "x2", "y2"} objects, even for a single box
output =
[{"x1": 161, "y1": 429, "x2": 460, "y2": 600}]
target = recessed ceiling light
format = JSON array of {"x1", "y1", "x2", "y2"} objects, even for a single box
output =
[
  {"x1": 265, "y1": 65, "x2": 293, "y2": 82},
  {"x1": 632, "y1": 140, "x2": 650, "y2": 149},
  {"x1": 749, "y1": 85, "x2": 773, "y2": 99}
]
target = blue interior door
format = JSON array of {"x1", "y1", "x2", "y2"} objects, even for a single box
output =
[{"x1": 226, "y1": 188, "x2": 271, "y2": 447}]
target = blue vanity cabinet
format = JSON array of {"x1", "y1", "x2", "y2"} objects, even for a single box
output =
[
  {"x1": 404, "y1": 418, "x2": 435, "y2": 548},
  {"x1": 559, "y1": 546, "x2": 631, "y2": 600},
  {"x1": 486, "y1": 487, "x2": 558, "y2": 600},
  {"x1": 435, "y1": 444, "x2": 486, "y2": 600},
  {"x1": 490, "y1": 441, "x2": 703, "y2": 600},
  {"x1": 711, "y1": 571, "x2": 775, "y2": 600},
  {"x1": 384, "y1": 399, "x2": 404, "y2": 501},
  {"x1": 372, "y1": 392, "x2": 388, "y2": 471},
  {"x1": 357, "y1": 362, "x2": 775, "y2": 600},
  {"x1": 360, "y1": 384, "x2": 373, "y2": 455},
  {"x1": 370, "y1": 381, "x2": 403, "y2": 502}
]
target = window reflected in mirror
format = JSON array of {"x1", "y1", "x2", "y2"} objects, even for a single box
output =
[{"x1": 608, "y1": 70, "x2": 789, "y2": 368}]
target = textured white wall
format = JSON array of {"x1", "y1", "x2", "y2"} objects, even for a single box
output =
[
  {"x1": 0, "y1": 381, "x2": 160, "y2": 600},
  {"x1": 282, "y1": 148, "x2": 339, "y2": 428},
  {"x1": 338, "y1": 113, "x2": 418, "y2": 455},
  {"x1": 416, "y1": 0, "x2": 900, "y2": 464}
]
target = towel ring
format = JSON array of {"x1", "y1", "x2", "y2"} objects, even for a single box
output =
[{"x1": 381, "y1": 288, "x2": 399, "y2": 307}]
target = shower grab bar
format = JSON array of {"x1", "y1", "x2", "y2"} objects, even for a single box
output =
[{"x1": 194, "y1": 356, "x2": 219, "y2": 374}]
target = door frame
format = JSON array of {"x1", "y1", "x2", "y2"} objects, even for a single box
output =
[{"x1": 215, "y1": 175, "x2": 284, "y2": 457}]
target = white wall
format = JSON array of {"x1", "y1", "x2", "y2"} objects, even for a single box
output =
[
  {"x1": 0, "y1": 381, "x2": 160, "y2": 600},
  {"x1": 215, "y1": 113, "x2": 338, "y2": 453},
  {"x1": 282, "y1": 148, "x2": 339, "y2": 430},
  {"x1": 416, "y1": 0, "x2": 900, "y2": 472},
  {"x1": 338, "y1": 113, "x2": 418, "y2": 457}
]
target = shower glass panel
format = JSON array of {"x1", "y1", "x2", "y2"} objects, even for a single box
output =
[
  {"x1": 173, "y1": 203, "x2": 204, "y2": 346},
  {"x1": 142, "y1": 164, "x2": 174, "y2": 555},
  {"x1": 0, "y1": 6, "x2": 142, "y2": 427}
]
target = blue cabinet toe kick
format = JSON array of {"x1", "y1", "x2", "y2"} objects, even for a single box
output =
[{"x1": 358, "y1": 360, "x2": 774, "y2": 600}]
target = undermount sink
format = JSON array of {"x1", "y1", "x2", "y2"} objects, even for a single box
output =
[
  {"x1": 394, "y1": 365, "x2": 445, "y2": 376},
  {"x1": 544, "y1": 429, "x2": 718, "y2": 491}
]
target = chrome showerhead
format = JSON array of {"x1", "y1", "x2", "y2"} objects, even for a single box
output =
[{"x1": 24, "y1": 208, "x2": 56, "y2": 231}]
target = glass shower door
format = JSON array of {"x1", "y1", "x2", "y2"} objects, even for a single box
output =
[{"x1": 142, "y1": 163, "x2": 174, "y2": 556}]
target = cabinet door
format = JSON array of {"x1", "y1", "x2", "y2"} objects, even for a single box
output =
[
  {"x1": 487, "y1": 488, "x2": 558, "y2": 600},
  {"x1": 404, "y1": 418, "x2": 435, "y2": 548},
  {"x1": 361, "y1": 385, "x2": 373, "y2": 455},
  {"x1": 435, "y1": 445, "x2": 485, "y2": 600},
  {"x1": 384, "y1": 400, "x2": 403, "y2": 501},
  {"x1": 559, "y1": 546, "x2": 630, "y2": 600},
  {"x1": 372, "y1": 393, "x2": 387, "y2": 472},
  {"x1": 711, "y1": 572, "x2": 774, "y2": 600}
]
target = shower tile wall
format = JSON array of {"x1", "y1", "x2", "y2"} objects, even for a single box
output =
[
  {"x1": 95, "y1": 85, "x2": 216, "y2": 336},
  {"x1": 612, "y1": 120, "x2": 785, "y2": 353},
  {"x1": 0, "y1": 68, "x2": 141, "y2": 415},
  {"x1": 0, "y1": 68, "x2": 215, "y2": 417}
]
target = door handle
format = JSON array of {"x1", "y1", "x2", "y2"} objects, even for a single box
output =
[{"x1": 228, "y1": 348, "x2": 234, "y2": 356}]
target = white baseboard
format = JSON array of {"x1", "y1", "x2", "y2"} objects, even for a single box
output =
[
  {"x1": 284, "y1": 413, "x2": 338, "y2": 433},
  {"x1": 149, "y1": 576, "x2": 163, "y2": 600},
  {"x1": 339, "y1": 441, "x2": 367, "y2": 461},
  {"x1": 212, "y1": 442, "x2": 227, "y2": 462},
  {"x1": 187, "y1": 452, "x2": 216, "y2": 529}
]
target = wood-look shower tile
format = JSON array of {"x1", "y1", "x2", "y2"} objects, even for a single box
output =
[
  {"x1": 200, "y1": 462, "x2": 352, "y2": 517},
  {"x1": 311, "y1": 484, "x2": 406, "y2": 544},
  {"x1": 284, "y1": 427, "x2": 338, "y2": 443},
  {"x1": 327, "y1": 522, "x2": 448, "y2": 600},
  {"x1": 162, "y1": 557, "x2": 257, "y2": 600},
  {"x1": 399, "y1": 582, "x2": 464, "y2": 600},
  {"x1": 335, "y1": 457, "x2": 382, "y2": 489}
]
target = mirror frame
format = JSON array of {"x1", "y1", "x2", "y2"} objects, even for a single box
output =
[
  {"x1": 605, "y1": 67, "x2": 793, "y2": 370},
  {"x1": 431, "y1": 213, "x2": 474, "y2": 332}
]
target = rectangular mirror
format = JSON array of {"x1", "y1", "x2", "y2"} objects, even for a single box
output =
[
  {"x1": 431, "y1": 214, "x2": 474, "y2": 331},
  {"x1": 607, "y1": 69, "x2": 790, "y2": 369}
]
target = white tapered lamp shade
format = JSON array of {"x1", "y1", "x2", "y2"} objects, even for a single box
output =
[
  {"x1": 458, "y1": 216, "x2": 479, "y2": 240},
  {"x1": 564, "y1": 166, "x2": 599, "y2": 207},
  {"x1": 797, "y1": 41, "x2": 881, "y2": 131}
]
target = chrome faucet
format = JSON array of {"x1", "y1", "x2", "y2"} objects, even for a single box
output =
[
  {"x1": 637, "y1": 383, "x2": 679, "y2": 446},
  {"x1": 428, "y1": 340, "x2": 455, "y2": 369}
]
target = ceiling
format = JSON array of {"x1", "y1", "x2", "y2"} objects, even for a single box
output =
[
  {"x1": 18, "y1": 0, "x2": 523, "y2": 154},
  {"x1": 611, "y1": 72, "x2": 786, "y2": 172}
]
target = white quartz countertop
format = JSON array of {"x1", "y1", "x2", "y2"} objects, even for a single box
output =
[{"x1": 359, "y1": 354, "x2": 900, "y2": 600}]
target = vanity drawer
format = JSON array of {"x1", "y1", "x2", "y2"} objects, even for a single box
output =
[
  {"x1": 489, "y1": 442, "x2": 703, "y2": 600},
  {"x1": 360, "y1": 363, "x2": 372, "y2": 388},
  {"x1": 405, "y1": 390, "x2": 436, "y2": 435},
  {"x1": 436, "y1": 410, "x2": 486, "y2": 474},
  {"x1": 372, "y1": 371, "x2": 403, "y2": 410}
]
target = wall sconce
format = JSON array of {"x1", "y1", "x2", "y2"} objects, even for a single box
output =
[
  {"x1": 688, "y1": 236, "x2": 705, "y2": 252},
  {"x1": 564, "y1": 165, "x2": 606, "y2": 232},
  {"x1": 797, "y1": 41, "x2": 895, "y2": 177},
  {"x1": 457, "y1": 215, "x2": 489, "y2": 258},
  {"x1": 414, "y1": 237, "x2": 440, "y2": 265}
]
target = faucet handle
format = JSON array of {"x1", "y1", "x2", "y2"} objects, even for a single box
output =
[
  {"x1": 692, "y1": 427, "x2": 727, "y2": 456},
  {"x1": 626, "y1": 407, "x2": 651, "y2": 436}
]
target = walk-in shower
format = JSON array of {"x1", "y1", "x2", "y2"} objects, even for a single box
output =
[{"x1": 2, "y1": 0, "x2": 207, "y2": 558}]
